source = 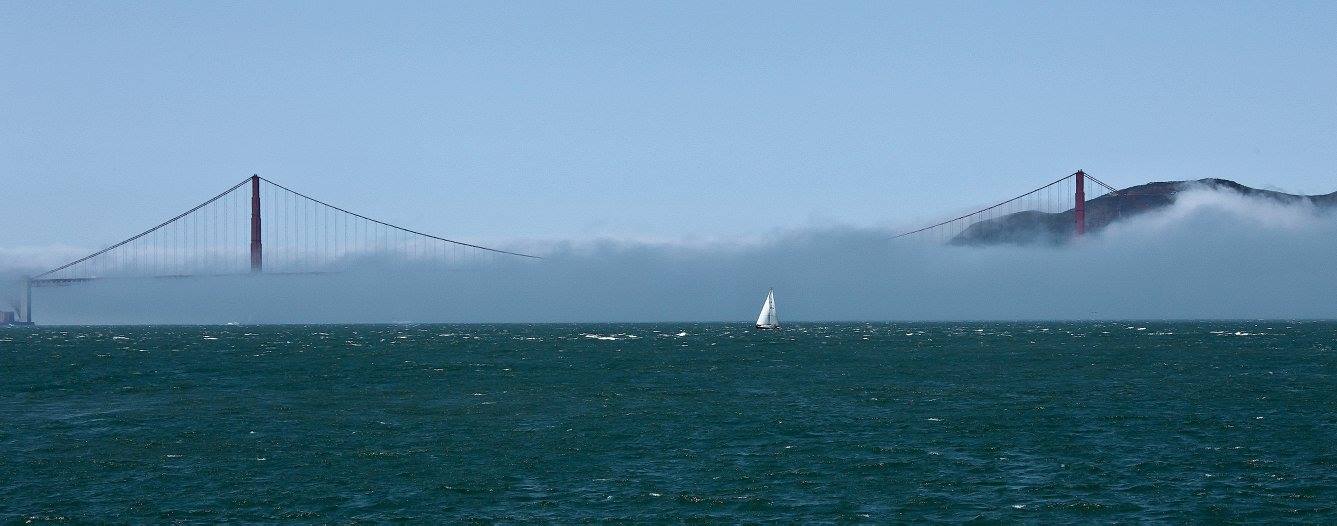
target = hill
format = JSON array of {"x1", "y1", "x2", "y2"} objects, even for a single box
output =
[{"x1": 952, "y1": 179, "x2": 1337, "y2": 246}]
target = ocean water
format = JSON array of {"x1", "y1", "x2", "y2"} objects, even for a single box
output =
[{"x1": 2, "y1": 322, "x2": 1334, "y2": 522}]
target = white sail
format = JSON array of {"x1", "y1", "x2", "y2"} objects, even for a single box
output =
[{"x1": 755, "y1": 289, "x2": 778, "y2": 328}]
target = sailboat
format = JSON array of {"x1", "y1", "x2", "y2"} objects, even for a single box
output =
[{"x1": 754, "y1": 288, "x2": 779, "y2": 330}]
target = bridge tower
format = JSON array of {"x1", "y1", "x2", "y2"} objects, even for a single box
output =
[
  {"x1": 22, "y1": 276, "x2": 31, "y2": 323},
  {"x1": 250, "y1": 175, "x2": 262, "y2": 272},
  {"x1": 1074, "y1": 170, "x2": 1086, "y2": 236}
]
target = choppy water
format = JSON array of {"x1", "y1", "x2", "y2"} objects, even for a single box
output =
[{"x1": 2, "y1": 322, "x2": 1335, "y2": 522}]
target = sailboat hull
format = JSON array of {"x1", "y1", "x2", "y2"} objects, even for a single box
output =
[{"x1": 753, "y1": 324, "x2": 780, "y2": 330}]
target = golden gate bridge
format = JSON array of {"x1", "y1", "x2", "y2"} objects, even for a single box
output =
[
  {"x1": 892, "y1": 170, "x2": 1123, "y2": 244},
  {"x1": 10, "y1": 170, "x2": 1129, "y2": 325},
  {"x1": 13, "y1": 175, "x2": 541, "y2": 325}
]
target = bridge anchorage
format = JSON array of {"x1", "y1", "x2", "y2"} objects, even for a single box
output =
[
  {"x1": 15, "y1": 175, "x2": 540, "y2": 325},
  {"x1": 892, "y1": 170, "x2": 1125, "y2": 246}
]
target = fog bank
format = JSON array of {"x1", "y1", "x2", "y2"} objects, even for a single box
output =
[{"x1": 6, "y1": 188, "x2": 1337, "y2": 324}]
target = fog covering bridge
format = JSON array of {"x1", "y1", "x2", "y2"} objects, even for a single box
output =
[
  {"x1": 11, "y1": 170, "x2": 1126, "y2": 325},
  {"x1": 892, "y1": 170, "x2": 1123, "y2": 245},
  {"x1": 14, "y1": 176, "x2": 540, "y2": 324}
]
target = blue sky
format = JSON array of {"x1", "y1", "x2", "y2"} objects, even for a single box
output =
[{"x1": 4, "y1": 1, "x2": 1336, "y2": 250}]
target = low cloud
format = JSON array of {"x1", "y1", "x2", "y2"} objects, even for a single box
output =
[{"x1": 7, "y1": 187, "x2": 1337, "y2": 324}]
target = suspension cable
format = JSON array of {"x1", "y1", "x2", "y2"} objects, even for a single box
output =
[
  {"x1": 891, "y1": 172, "x2": 1078, "y2": 239},
  {"x1": 35, "y1": 178, "x2": 252, "y2": 279},
  {"x1": 1083, "y1": 172, "x2": 1121, "y2": 194},
  {"x1": 257, "y1": 176, "x2": 541, "y2": 259}
]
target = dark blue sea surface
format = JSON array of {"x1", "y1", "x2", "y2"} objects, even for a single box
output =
[{"x1": 2, "y1": 322, "x2": 1335, "y2": 522}]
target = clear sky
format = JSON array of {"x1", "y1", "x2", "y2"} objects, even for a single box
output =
[{"x1": 4, "y1": 1, "x2": 1336, "y2": 251}]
